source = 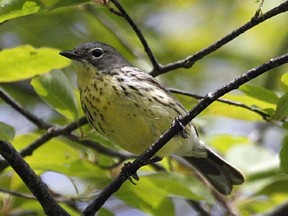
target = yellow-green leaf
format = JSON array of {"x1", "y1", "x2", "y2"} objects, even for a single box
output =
[
  {"x1": 274, "y1": 93, "x2": 288, "y2": 121},
  {"x1": 0, "y1": 0, "x2": 89, "y2": 23},
  {"x1": 280, "y1": 136, "x2": 288, "y2": 174},
  {"x1": 11, "y1": 133, "x2": 106, "y2": 179},
  {"x1": 281, "y1": 73, "x2": 288, "y2": 93},
  {"x1": 0, "y1": 0, "x2": 41, "y2": 23},
  {"x1": 31, "y1": 70, "x2": 79, "y2": 119},
  {"x1": 207, "y1": 134, "x2": 250, "y2": 154},
  {"x1": 205, "y1": 93, "x2": 275, "y2": 120},
  {"x1": 239, "y1": 84, "x2": 279, "y2": 104},
  {"x1": 0, "y1": 45, "x2": 70, "y2": 82},
  {"x1": 0, "y1": 122, "x2": 15, "y2": 141}
]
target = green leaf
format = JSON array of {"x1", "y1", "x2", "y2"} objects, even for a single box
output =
[
  {"x1": 0, "y1": 45, "x2": 70, "y2": 82},
  {"x1": 98, "y1": 208, "x2": 114, "y2": 216},
  {"x1": 238, "y1": 192, "x2": 277, "y2": 215},
  {"x1": 205, "y1": 93, "x2": 274, "y2": 120},
  {"x1": 0, "y1": 0, "x2": 89, "y2": 23},
  {"x1": 280, "y1": 73, "x2": 288, "y2": 92},
  {"x1": 115, "y1": 184, "x2": 174, "y2": 215},
  {"x1": 12, "y1": 134, "x2": 78, "y2": 170},
  {"x1": 239, "y1": 84, "x2": 279, "y2": 104},
  {"x1": 280, "y1": 136, "x2": 288, "y2": 173},
  {"x1": 117, "y1": 172, "x2": 214, "y2": 215},
  {"x1": 12, "y1": 133, "x2": 107, "y2": 179},
  {"x1": 0, "y1": 122, "x2": 15, "y2": 141},
  {"x1": 0, "y1": 0, "x2": 41, "y2": 23},
  {"x1": 144, "y1": 173, "x2": 214, "y2": 203},
  {"x1": 31, "y1": 70, "x2": 79, "y2": 119},
  {"x1": 243, "y1": 174, "x2": 288, "y2": 196},
  {"x1": 258, "y1": 178, "x2": 288, "y2": 195},
  {"x1": 116, "y1": 174, "x2": 175, "y2": 215},
  {"x1": 274, "y1": 93, "x2": 288, "y2": 121},
  {"x1": 207, "y1": 134, "x2": 250, "y2": 154}
]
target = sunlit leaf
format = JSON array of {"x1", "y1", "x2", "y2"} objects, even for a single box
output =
[
  {"x1": 0, "y1": 122, "x2": 15, "y2": 141},
  {"x1": 0, "y1": 45, "x2": 70, "y2": 82},
  {"x1": 13, "y1": 133, "x2": 77, "y2": 168},
  {"x1": 0, "y1": 0, "x2": 90, "y2": 23},
  {"x1": 239, "y1": 85, "x2": 279, "y2": 104},
  {"x1": 0, "y1": 0, "x2": 41, "y2": 23},
  {"x1": 31, "y1": 70, "x2": 79, "y2": 119},
  {"x1": 10, "y1": 133, "x2": 109, "y2": 183},
  {"x1": 205, "y1": 93, "x2": 275, "y2": 120},
  {"x1": 207, "y1": 134, "x2": 250, "y2": 154}
]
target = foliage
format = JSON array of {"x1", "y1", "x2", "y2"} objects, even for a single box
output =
[{"x1": 0, "y1": 0, "x2": 288, "y2": 215}]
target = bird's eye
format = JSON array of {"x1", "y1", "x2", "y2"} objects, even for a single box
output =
[{"x1": 91, "y1": 48, "x2": 103, "y2": 58}]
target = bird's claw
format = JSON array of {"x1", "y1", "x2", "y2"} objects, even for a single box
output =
[
  {"x1": 174, "y1": 117, "x2": 189, "y2": 139},
  {"x1": 122, "y1": 162, "x2": 139, "y2": 185}
]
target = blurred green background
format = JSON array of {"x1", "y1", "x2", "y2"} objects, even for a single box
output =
[{"x1": 0, "y1": 0, "x2": 288, "y2": 215}]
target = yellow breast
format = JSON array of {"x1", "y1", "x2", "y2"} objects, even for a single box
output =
[{"x1": 76, "y1": 63, "x2": 197, "y2": 157}]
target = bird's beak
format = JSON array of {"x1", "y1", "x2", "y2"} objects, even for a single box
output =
[{"x1": 59, "y1": 50, "x2": 82, "y2": 60}]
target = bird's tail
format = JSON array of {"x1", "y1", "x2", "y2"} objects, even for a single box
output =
[{"x1": 183, "y1": 149, "x2": 244, "y2": 195}]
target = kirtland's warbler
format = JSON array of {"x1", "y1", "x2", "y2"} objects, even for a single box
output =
[{"x1": 60, "y1": 41, "x2": 244, "y2": 195}]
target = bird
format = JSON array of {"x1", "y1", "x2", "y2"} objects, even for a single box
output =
[{"x1": 60, "y1": 41, "x2": 244, "y2": 195}]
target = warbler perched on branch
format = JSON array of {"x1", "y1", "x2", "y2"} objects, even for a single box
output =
[{"x1": 60, "y1": 41, "x2": 244, "y2": 195}]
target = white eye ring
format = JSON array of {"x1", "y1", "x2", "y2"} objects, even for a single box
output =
[{"x1": 91, "y1": 48, "x2": 103, "y2": 58}]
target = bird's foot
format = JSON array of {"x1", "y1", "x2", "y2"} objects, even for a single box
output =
[
  {"x1": 174, "y1": 117, "x2": 189, "y2": 139},
  {"x1": 122, "y1": 162, "x2": 139, "y2": 185}
]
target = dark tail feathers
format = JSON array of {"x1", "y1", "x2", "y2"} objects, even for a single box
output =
[{"x1": 184, "y1": 150, "x2": 244, "y2": 195}]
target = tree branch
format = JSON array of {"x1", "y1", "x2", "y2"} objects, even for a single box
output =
[
  {"x1": 150, "y1": 1, "x2": 288, "y2": 76},
  {"x1": 83, "y1": 54, "x2": 288, "y2": 215},
  {"x1": 0, "y1": 141, "x2": 69, "y2": 216}
]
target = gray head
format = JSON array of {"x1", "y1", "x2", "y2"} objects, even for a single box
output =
[{"x1": 60, "y1": 41, "x2": 131, "y2": 72}]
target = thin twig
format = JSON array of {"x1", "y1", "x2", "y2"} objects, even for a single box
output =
[
  {"x1": 168, "y1": 88, "x2": 270, "y2": 120},
  {"x1": 0, "y1": 187, "x2": 83, "y2": 214},
  {"x1": 0, "y1": 187, "x2": 35, "y2": 199},
  {"x1": 85, "y1": 5, "x2": 145, "y2": 60},
  {"x1": 0, "y1": 88, "x2": 50, "y2": 129},
  {"x1": 253, "y1": 0, "x2": 265, "y2": 17},
  {"x1": 150, "y1": 1, "x2": 288, "y2": 76},
  {"x1": 66, "y1": 133, "x2": 134, "y2": 159},
  {"x1": 186, "y1": 200, "x2": 210, "y2": 216},
  {"x1": 109, "y1": 0, "x2": 160, "y2": 71},
  {"x1": 83, "y1": 54, "x2": 288, "y2": 215}
]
